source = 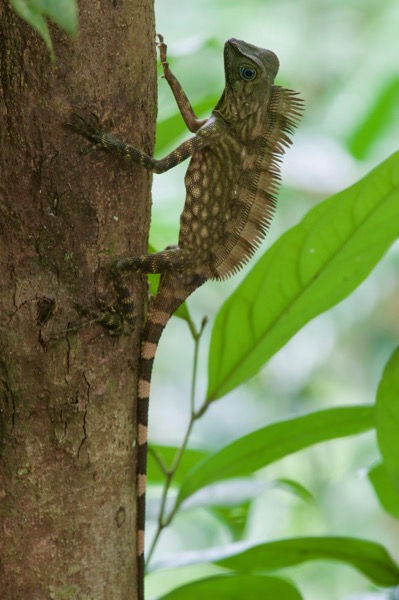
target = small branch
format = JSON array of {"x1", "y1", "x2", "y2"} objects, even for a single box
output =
[
  {"x1": 147, "y1": 446, "x2": 169, "y2": 477},
  {"x1": 145, "y1": 315, "x2": 208, "y2": 567}
]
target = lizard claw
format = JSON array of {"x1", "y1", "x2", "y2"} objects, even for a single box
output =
[
  {"x1": 156, "y1": 33, "x2": 168, "y2": 70},
  {"x1": 66, "y1": 112, "x2": 100, "y2": 134},
  {"x1": 68, "y1": 300, "x2": 127, "y2": 337},
  {"x1": 66, "y1": 112, "x2": 104, "y2": 152}
]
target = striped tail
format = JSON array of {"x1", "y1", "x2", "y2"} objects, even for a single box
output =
[{"x1": 136, "y1": 272, "x2": 205, "y2": 600}]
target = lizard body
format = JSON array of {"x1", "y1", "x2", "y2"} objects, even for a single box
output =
[{"x1": 69, "y1": 35, "x2": 303, "y2": 600}]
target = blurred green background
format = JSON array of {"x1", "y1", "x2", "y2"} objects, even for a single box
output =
[{"x1": 146, "y1": 1, "x2": 399, "y2": 598}]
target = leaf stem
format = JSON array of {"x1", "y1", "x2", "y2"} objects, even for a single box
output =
[{"x1": 146, "y1": 316, "x2": 208, "y2": 567}]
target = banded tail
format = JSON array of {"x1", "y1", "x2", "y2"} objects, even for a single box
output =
[{"x1": 136, "y1": 271, "x2": 205, "y2": 600}]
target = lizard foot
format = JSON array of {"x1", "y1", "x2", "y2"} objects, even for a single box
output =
[
  {"x1": 156, "y1": 33, "x2": 169, "y2": 73},
  {"x1": 56, "y1": 300, "x2": 128, "y2": 339},
  {"x1": 66, "y1": 112, "x2": 106, "y2": 153}
]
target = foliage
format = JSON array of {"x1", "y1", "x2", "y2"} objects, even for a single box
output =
[
  {"x1": 146, "y1": 3, "x2": 399, "y2": 598},
  {"x1": 160, "y1": 574, "x2": 303, "y2": 600},
  {"x1": 147, "y1": 154, "x2": 399, "y2": 598},
  {"x1": 10, "y1": 0, "x2": 77, "y2": 59},
  {"x1": 176, "y1": 406, "x2": 374, "y2": 505},
  {"x1": 207, "y1": 153, "x2": 399, "y2": 400}
]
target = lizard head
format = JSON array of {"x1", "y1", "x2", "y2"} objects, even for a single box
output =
[{"x1": 216, "y1": 38, "x2": 280, "y2": 120}]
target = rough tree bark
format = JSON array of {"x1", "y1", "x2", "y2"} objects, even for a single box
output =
[{"x1": 0, "y1": 1, "x2": 156, "y2": 598}]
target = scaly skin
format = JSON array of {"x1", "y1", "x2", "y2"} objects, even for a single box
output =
[{"x1": 69, "y1": 34, "x2": 303, "y2": 600}]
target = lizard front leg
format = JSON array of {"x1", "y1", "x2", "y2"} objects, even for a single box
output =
[
  {"x1": 67, "y1": 113, "x2": 205, "y2": 174},
  {"x1": 157, "y1": 34, "x2": 208, "y2": 133}
]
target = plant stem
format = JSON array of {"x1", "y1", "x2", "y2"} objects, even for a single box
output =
[{"x1": 145, "y1": 316, "x2": 208, "y2": 567}]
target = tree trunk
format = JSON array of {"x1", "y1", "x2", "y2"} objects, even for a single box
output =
[{"x1": 0, "y1": 1, "x2": 155, "y2": 598}]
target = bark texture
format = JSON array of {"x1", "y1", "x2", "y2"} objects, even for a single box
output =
[{"x1": 0, "y1": 1, "x2": 156, "y2": 598}]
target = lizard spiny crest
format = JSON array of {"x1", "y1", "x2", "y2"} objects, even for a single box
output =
[
  {"x1": 68, "y1": 36, "x2": 303, "y2": 600},
  {"x1": 180, "y1": 38, "x2": 304, "y2": 280}
]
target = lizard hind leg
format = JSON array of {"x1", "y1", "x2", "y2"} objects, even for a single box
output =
[
  {"x1": 114, "y1": 246, "x2": 193, "y2": 275},
  {"x1": 107, "y1": 266, "x2": 136, "y2": 334},
  {"x1": 68, "y1": 267, "x2": 137, "y2": 338},
  {"x1": 107, "y1": 246, "x2": 194, "y2": 337},
  {"x1": 97, "y1": 245, "x2": 196, "y2": 338},
  {"x1": 66, "y1": 112, "x2": 106, "y2": 152}
]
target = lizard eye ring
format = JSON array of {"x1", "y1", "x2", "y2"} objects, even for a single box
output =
[{"x1": 240, "y1": 65, "x2": 256, "y2": 80}]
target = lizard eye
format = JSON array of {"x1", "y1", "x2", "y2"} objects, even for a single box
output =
[{"x1": 240, "y1": 65, "x2": 256, "y2": 80}]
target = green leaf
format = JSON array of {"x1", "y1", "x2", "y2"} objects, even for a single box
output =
[
  {"x1": 274, "y1": 478, "x2": 315, "y2": 503},
  {"x1": 207, "y1": 152, "x2": 399, "y2": 401},
  {"x1": 376, "y1": 347, "x2": 399, "y2": 488},
  {"x1": 33, "y1": 0, "x2": 77, "y2": 34},
  {"x1": 177, "y1": 405, "x2": 374, "y2": 505},
  {"x1": 369, "y1": 462, "x2": 399, "y2": 520},
  {"x1": 174, "y1": 300, "x2": 192, "y2": 322},
  {"x1": 159, "y1": 574, "x2": 303, "y2": 600},
  {"x1": 348, "y1": 77, "x2": 399, "y2": 160},
  {"x1": 11, "y1": 0, "x2": 53, "y2": 55},
  {"x1": 11, "y1": 0, "x2": 77, "y2": 57},
  {"x1": 148, "y1": 445, "x2": 209, "y2": 484},
  {"x1": 155, "y1": 95, "x2": 220, "y2": 153},
  {"x1": 216, "y1": 537, "x2": 399, "y2": 588},
  {"x1": 210, "y1": 501, "x2": 251, "y2": 540}
]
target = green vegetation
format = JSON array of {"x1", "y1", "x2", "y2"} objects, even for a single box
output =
[{"x1": 147, "y1": 2, "x2": 399, "y2": 599}]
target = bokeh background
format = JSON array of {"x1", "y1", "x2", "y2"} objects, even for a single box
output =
[{"x1": 146, "y1": 1, "x2": 399, "y2": 598}]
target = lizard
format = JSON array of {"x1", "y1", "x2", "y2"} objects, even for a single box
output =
[{"x1": 68, "y1": 34, "x2": 303, "y2": 600}]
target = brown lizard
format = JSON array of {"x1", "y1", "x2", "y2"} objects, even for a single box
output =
[{"x1": 69, "y1": 34, "x2": 303, "y2": 600}]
